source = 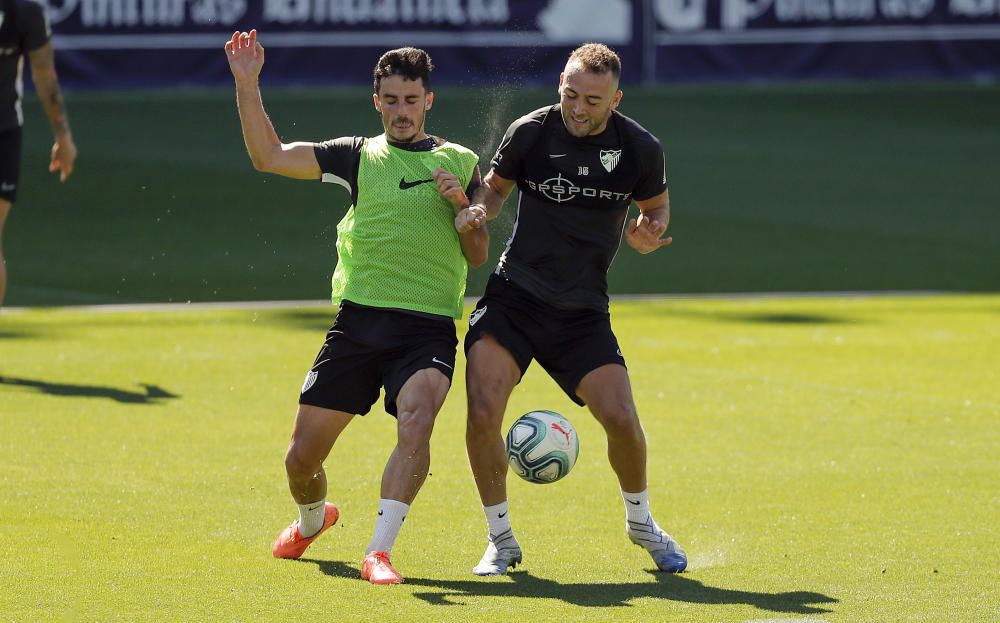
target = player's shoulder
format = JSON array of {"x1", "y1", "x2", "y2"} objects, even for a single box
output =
[
  {"x1": 435, "y1": 137, "x2": 477, "y2": 159},
  {"x1": 507, "y1": 105, "x2": 557, "y2": 135},
  {"x1": 522, "y1": 104, "x2": 558, "y2": 124},
  {"x1": 13, "y1": 0, "x2": 45, "y2": 11},
  {"x1": 613, "y1": 110, "x2": 663, "y2": 152},
  {"x1": 13, "y1": 0, "x2": 47, "y2": 20},
  {"x1": 318, "y1": 136, "x2": 366, "y2": 150}
]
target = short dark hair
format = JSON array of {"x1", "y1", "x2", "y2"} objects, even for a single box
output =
[
  {"x1": 566, "y1": 43, "x2": 621, "y2": 81},
  {"x1": 373, "y1": 47, "x2": 434, "y2": 93}
]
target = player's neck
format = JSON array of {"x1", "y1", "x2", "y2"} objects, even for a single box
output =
[
  {"x1": 387, "y1": 134, "x2": 438, "y2": 151},
  {"x1": 386, "y1": 130, "x2": 430, "y2": 144}
]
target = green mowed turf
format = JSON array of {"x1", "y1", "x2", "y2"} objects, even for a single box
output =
[
  {"x1": 6, "y1": 82, "x2": 1000, "y2": 306},
  {"x1": 1, "y1": 294, "x2": 997, "y2": 621}
]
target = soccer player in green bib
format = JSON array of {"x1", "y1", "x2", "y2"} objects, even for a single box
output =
[{"x1": 225, "y1": 31, "x2": 489, "y2": 585}]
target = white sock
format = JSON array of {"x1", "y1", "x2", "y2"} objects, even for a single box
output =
[
  {"x1": 622, "y1": 488, "x2": 652, "y2": 525},
  {"x1": 484, "y1": 501, "x2": 517, "y2": 548},
  {"x1": 297, "y1": 499, "x2": 327, "y2": 539},
  {"x1": 366, "y1": 499, "x2": 409, "y2": 554}
]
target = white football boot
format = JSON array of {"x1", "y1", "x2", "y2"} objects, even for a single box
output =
[
  {"x1": 472, "y1": 529, "x2": 523, "y2": 576},
  {"x1": 627, "y1": 516, "x2": 688, "y2": 573}
]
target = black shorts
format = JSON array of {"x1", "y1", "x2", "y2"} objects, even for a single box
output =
[
  {"x1": 0, "y1": 126, "x2": 22, "y2": 203},
  {"x1": 299, "y1": 301, "x2": 458, "y2": 417},
  {"x1": 464, "y1": 274, "x2": 625, "y2": 406}
]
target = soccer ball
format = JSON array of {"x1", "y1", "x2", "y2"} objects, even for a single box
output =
[{"x1": 506, "y1": 410, "x2": 580, "y2": 484}]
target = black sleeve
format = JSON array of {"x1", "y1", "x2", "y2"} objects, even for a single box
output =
[
  {"x1": 632, "y1": 135, "x2": 668, "y2": 202},
  {"x1": 18, "y1": 0, "x2": 52, "y2": 52},
  {"x1": 314, "y1": 137, "x2": 364, "y2": 204},
  {"x1": 491, "y1": 114, "x2": 542, "y2": 181},
  {"x1": 465, "y1": 164, "x2": 483, "y2": 198}
]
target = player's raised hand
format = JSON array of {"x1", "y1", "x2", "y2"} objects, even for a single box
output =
[
  {"x1": 224, "y1": 29, "x2": 264, "y2": 83},
  {"x1": 432, "y1": 167, "x2": 470, "y2": 211},
  {"x1": 625, "y1": 212, "x2": 672, "y2": 254}
]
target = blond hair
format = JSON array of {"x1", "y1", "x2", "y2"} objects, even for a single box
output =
[{"x1": 566, "y1": 43, "x2": 621, "y2": 80}]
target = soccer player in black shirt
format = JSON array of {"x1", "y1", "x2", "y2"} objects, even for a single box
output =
[
  {"x1": 458, "y1": 43, "x2": 686, "y2": 575},
  {"x1": 0, "y1": 0, "x2": 76, "y2": 306}
]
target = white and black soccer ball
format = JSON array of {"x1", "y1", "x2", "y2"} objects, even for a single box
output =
[{"x1": 506, "y1": 410, "x2": 580, "y2": 484}]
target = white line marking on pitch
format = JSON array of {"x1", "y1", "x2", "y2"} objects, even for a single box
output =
[{"x1": 1, "y1": 290, "x2": 951, "y2": 314}]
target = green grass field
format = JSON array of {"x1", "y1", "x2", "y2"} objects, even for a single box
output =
[
  {"x1": 2, "y1": 295, "x2": 997, "y2": 621},
  {"x1": 6, "y1": 81, "x2": 1000, "y2": 306}
]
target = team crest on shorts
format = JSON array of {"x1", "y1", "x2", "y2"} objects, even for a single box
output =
[
  {"x1": 301, "y1": 370, "x2": 318, "y2": 394},
  {"x1": 600, "y1": 149, "x2": 622, "y2": 172},
  {"x1": 470, "y1": 305, "x2": 487, "y2": 327}
]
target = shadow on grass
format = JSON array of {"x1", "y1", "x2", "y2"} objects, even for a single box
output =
[
  {"x1": 264, "y1": 309, "x2": 335, "y2": 333},
  {"x1": 300, "y1": 559, "x2": 836, "y2": 613},
  {"x1": 618, "y1": 306, "x2": 863, "y2": 325},
  {"x1": 732, "y1": 312, "x2": 853, "y2": 324},
  {"x1": 0, "y1": 375, "x2": 179, "y2": 404}
]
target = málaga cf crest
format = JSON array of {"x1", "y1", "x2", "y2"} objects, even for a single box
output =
[{"x1": 600, "y1": 149, "x2": 622, "y2": 172}]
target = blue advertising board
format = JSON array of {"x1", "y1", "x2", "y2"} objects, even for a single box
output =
[
  {"x1": 39, "y1": 0, "x2": 1000, "y2": 88},
  {"x1": 650, "y1": 0, "x2": 1000, "y2": 82}
]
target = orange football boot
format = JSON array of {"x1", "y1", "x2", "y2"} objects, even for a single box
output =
[
  {"x1": 361, "y1": 551, "x2": 403, "y2": 585},
  {"x1": 272, "y1": 502, "x2": 339, "y2": 559}
]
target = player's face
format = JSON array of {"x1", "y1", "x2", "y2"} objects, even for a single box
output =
[
  {"x1": 374, "y1": 75, "x2": 433, "y2": 143},
  {"x1": 558, "y1": 65, "x2": 622, "y2": 137}
]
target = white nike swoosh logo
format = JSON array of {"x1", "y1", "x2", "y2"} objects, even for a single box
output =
[
  {"x1": 549, "y1": 154, "x2": 567, "y2": 158},
  {"x1": 431, "y1": 357, "x2": 453, "y2": 370},
  {"x1": 1, "y1": 183, "x2": 15, "y2": 191}
]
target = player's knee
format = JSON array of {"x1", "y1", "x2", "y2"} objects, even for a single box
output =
[
  {"x1": 596, "y1": 401, "x2": 642, "y2": 438},
  {"x1": 467, "y1": 397, "x2": 502, "y2": 438},
  {"x1": 396, "y1": 405, "x2": 435, "y2": 449},
  {"x1": 284, "y1": 443, "x2": 320, "y2": 480}
]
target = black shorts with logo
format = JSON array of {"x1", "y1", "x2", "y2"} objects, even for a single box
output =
[
  {"x1": 464, "y1": 273, "x2": 625, "y2": 406},
  {"x1": 299, "y1": 301, "x2": 458, "y2": 417},
  {"x1": 0, "y1": 126, "x2": 22, "y2": 203}
]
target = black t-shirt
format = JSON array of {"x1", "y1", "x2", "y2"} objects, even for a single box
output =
[
  {"x1": 491, "y1": 104, "x2": 667, "y2": 311},
  {"x1": 0, "y1": 0, "x2": 50, "y2": 131}
]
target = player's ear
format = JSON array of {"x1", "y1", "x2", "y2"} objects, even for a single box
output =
[
  {"x1": 557, "y1": 72, "x2": 565, "y2": 95},
  {"x1": 425, "y1": 91, "x2": 434, "y2": 111},
  {"x1": 373, "y1": 92, "x2": 381, "y2": 112},
  {"x1": 612, "y1": 90, "x2": 623, "y2": 110}
]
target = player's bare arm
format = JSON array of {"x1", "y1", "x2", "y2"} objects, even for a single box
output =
[
  {"x1": 434, "y1": 167, "x2": 489, "y2": 267},
  {"x1": 225, "y1": 30, "x2": 320, "y2": 180},
  {"x1": 466, "y1": 169, "x2": 515, "y2": 226},
  {"x1": 626, "y1": 190, "x2": 672, "y2": 254},
  {"x1": 27, "y1": 42, "x2": 76, "y2": 182}
]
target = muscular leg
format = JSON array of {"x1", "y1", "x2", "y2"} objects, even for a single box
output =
[
  {"x1": 466, "y1": 335, "x2": 524, "y2": 575},
  {"x1": 380, "y1": 367, "x2": 451, "y2": 504},
  {"x1": 272, "y1": 403, "x2": 353, "y2": 558},
  {"x1": 284, "y1": 404, "x2": 354, "y2": 504},
  {"x1": 577, "y1": 364, "x2": 687, "y2": 572},
  {"x1": 361, "y1": 368, "x2": 450, "y2": 583},
  {"x1": 465, "y1": 335, "x2": 521, "y2": 506},
  {"x1": 0, "y1": 198, "x2": 11, "y2": 306},
  {"x1": 576, "y1": 364, "x2": 647, "y2": 492}
]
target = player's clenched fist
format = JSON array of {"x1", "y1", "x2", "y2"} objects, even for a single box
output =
[
  {"x1": 432, "y1": 167, "x2": 470, "y2": 211},
  {"x1": 455, "y1": 205, "x2": 487, "y2": 233},
  {"x1": 225, "y1": 29, "x2": 265, "y2": 82}
]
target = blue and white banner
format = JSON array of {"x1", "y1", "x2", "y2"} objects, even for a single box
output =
[
  {"x1": 39, "y1": 0, "x2": 1000, "y2": 87},
  {"x1": 650, "y1": 0, "x2": 1000, "y2": 81},
  {"x1": 43, "y1": 0, "x2": 643, "y2": 88}
]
